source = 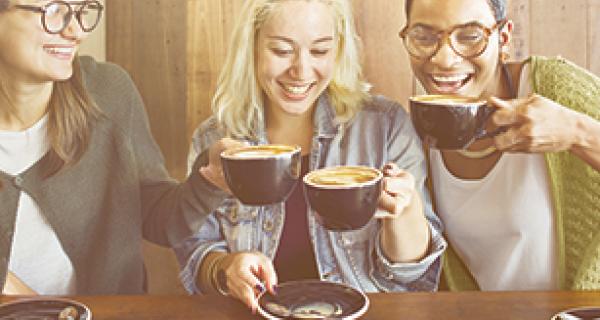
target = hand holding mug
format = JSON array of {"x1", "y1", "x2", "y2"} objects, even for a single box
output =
[
  {"x1": 215, "y1": 251, "x2": 277, "y2": 313},
  {"x1": 375, "y1": 163, "x2": 416, "y2": 219},
  {"x1": 199, "y1": 138, "x2": 248, "y2": 192},
  {"x1": 491, "y1": 95, "x2": 581, "y2": 153}
]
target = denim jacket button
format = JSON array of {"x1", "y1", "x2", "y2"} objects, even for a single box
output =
[{"x1": 263, "y1": 220, "x2": 274, "y2": 232}]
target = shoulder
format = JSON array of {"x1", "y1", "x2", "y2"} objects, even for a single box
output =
[
  {"x1": 78, "y1": 56, "x2": 144, "y2": 122},
  {"x1": 524, "y1": 56, "x2": 600, "y2": 115},
  {"x1": 356, "y1": 95, "x2": 409, "y2": 122},
  {"x1": 79, "y1": 55, "x2": 135, "y2": 93}
]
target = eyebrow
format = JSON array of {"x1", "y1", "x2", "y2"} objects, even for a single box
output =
[
  {"x1": 266, "y1": 35, "x2": 334, "y2": 45},
  {"x1": 410, "y1": 21, "x2": 487, "y2": 29}
]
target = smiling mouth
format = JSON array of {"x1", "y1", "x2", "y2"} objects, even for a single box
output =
[
  {"x1": 43, "y1": 46, "x2": 76, "y2": 60},
  {"x1": 430, "y1": 73, "x2": 472, "y2": 93},
  {"x1": 280, "y1": 82, "x2": 315, "y2": 97}
]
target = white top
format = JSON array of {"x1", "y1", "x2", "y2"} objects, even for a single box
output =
[
  {"x1": 429, "y1": 65, "x2": 558, "y2": 290},
  {"x1": 0, "y1": 115, "x2": 76, "y2": 295}
]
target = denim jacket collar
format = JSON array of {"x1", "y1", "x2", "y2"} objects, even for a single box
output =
[{"x1": 312, "y1": 92, "x2": 339, "y2": 140}]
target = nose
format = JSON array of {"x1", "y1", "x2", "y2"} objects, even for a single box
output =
[
  {"x1": 289, "y1": 50, "x2": 312, "y2": 80},
  {"x1": 60, "y1": 14, "x2": 88, "y2": 41},
  {"x1": 430, "y1": 38, "x2": 462, "y2": 68}
]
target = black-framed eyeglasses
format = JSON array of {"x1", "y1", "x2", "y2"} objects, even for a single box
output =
[
  {"x1": 399, "y1": 20, "x2": 506, "y2": 59},
  {"x1": 15, "y1": 0, "x2": 104, "y2": 35}
]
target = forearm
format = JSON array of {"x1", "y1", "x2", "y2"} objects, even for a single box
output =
[
  {"x1": 571, "y1": 112, "x2": 600, "y2": 171},
  {"x1": 3, "y1": 271, "x2": 37, "y2": 295},
  {"x1": 380, "y1": 190, "x2": 430, "y2": 263}
]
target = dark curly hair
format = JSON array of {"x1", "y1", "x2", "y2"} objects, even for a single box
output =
[{"x1": 405, "y1": 0, "x2": 507, "y2": 22}]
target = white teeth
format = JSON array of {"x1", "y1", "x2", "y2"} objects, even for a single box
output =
[
  {"x1": 45, "y1": 47, "x2": 74, "y2": 55},
  {"x1": 283, "y1": 83, "x2": 311, "y2": 95},
  {"x1": 432, "y1": 74, "x2": 469, "y2": 82}
]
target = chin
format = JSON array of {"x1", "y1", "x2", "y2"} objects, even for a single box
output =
[{"x1": 49, "y1": 68, "x2": 74, "y2": 82}]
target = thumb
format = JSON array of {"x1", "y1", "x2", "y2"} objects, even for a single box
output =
[{"x1": 489, "y1": 96, "x2": 527, "y2": 126}]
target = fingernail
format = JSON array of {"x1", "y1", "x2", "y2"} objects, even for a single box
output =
[{"x1": 255, "y1": 283, "x2": 265, "y2": 293}]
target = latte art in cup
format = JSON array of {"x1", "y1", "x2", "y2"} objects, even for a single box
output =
[
  {"x1": 303, "y1": 166, "x2": 383, "y2": 231},
  {"x1": 223, "y1": 145, "x2": 299, "y2": 159},
  {"x1": 305, "y1": 167, "x2": 380, "y2": 187},
  {"x1": 220, "y1": 144, "x2": 301, "y2": 205}
]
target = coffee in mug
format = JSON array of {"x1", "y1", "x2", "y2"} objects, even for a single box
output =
[
  {"x1": 221, "y1": 144, "x2": 301, "y2": 205},
  {"x1": 303, "y1": 166, "x2": 382, "y2": 231},
  {"x1": 409, "y1": 94, "x2": 502, "y2": 149}
]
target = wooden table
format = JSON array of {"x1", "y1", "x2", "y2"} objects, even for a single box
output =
[{"x1": 2, "y1": 291, "x2": 600, "y2": 319}]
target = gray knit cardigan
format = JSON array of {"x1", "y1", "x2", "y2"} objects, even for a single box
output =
[{"x1": 0, "y1": 57, "x2": 225, "y2": 294}]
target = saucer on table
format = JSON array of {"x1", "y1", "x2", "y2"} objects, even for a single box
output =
[{"x1": 257, "y1": 280, "x2": 368, "y2": 319}]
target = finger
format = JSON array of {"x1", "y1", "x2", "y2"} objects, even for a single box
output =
[
  {"x1": 377, "y1": 189, "x2": 412, "y2": 217},
  {"x1": 228, "y1": 270, "x2": 264, "y2": 312},
  {"x1": 382, "y1": 163, "x2": 401, "y2": 176},
  {"x1": 239, "y1": 284, "x2": 260, "y2": 313},
  {"x1": 382, "y1": 174, "x2": 415, "y2": 196},
  {"x1": 256, "y1": 259, "x2": 278, "y2": 295},
  {"x1": 494, "y1": 127, "x2": 524, "y2": 151},
  {"x1": 378, "y1": 191, "x2": 396, "y2": 214},
  {"x1": 489, "y1": 96, "x2": 531, "y2": 126}
]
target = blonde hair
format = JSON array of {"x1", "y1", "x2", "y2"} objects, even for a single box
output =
[
  {"x1": 0, "y1": 0, "x2": 100, "y2": 175},
  {"x1": 213, "y1": 0, "x2": 370, "y2": 139}
]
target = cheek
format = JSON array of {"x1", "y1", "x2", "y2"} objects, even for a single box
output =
[
  {"x1": 473, "y1": 53, "x2": 498, "y2": 81},
  {"x1": 259, "y1": 57, "x2": 291, "y2": 82},
  {"x1": 315, "y1": 56, "x2": 336, "y2": 79},
  {"x1": 409, "y1": 59, "x2": 427, "y2": 79}
]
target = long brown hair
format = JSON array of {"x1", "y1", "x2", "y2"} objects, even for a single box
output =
[
  {"x1": 44, "y1": 56, "x2": 101, "y2": 176},
  {"x1": 1, "y1": 1, "x2": 100, "y2": 177}
]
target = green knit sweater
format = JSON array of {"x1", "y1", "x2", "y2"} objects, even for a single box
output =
[{"x1": 442, "y1": 56, "x2": 600, "y2": 291}]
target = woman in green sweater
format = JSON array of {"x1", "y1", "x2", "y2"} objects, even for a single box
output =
[
  {"x1": 401, "y1": 0, "x2": 600, "y2": 290},
  {"x1": 0, "y1": 0, "x2": 233, "y2": 295}
]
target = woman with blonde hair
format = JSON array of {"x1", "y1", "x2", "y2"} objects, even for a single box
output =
[
  {"x1": 176, "y1": 0, "x2": 446, "y2": 311},
  {"x1": 0, "y1": 0, "x2": 230, "y2": 295}
]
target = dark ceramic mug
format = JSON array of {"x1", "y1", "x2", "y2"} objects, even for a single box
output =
[
  {"x1": 409, "y1": 94, "x2": 504, "y2": 149},
  {"x1": 303, "y1": 166, "x2": 382, "y2": 231},
  {"x1": 220, "y1": 144, "x2": 301, "y2": 205}
]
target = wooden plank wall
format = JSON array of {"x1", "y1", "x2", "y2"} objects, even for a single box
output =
[{"x1": 105, "y1": 0, "x2": 600, "y2": 294}]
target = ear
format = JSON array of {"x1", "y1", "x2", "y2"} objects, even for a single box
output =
[{"x1": 499, "y1": 20, "x2": 514, "y2": 46}]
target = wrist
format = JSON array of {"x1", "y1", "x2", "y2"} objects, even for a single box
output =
[
  {"x1": 210, "y1": 254, "x2": 229, "y2": 295},
  {"x1": 572, "y1": 113, "x2": 599, "y2": 151}
]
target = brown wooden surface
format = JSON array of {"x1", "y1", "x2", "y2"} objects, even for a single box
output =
[{"x1": 2, "y1": 291, "x2": 600, "y2": 319}]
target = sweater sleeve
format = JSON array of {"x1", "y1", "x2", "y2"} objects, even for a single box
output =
[{"x1": 80, "y1": 56, "x2": 228, "y2": 247}]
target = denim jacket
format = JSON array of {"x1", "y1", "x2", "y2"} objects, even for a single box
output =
[{"x1": 175, "y1": 94, "x2": 446, "y2": 293}]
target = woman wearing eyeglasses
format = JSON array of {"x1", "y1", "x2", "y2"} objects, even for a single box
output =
[
  {"x1": 0, "y1": 0, "x2": 230, "y2": 295},
  {"x1": 401, "y1": 0, "x2": 600, "y2": 291}
]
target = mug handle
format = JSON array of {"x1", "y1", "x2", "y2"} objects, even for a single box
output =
[{"x1": 474, "y1": 106, "x2": 508, "y2": 140}]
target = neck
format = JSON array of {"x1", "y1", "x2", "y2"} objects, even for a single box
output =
[
  {"x1": 0, "y1": 80, "x2": 53, "y2": 131},
  {"x1": 265, "y1": 104, "x2": 314, "y2": 154}
]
